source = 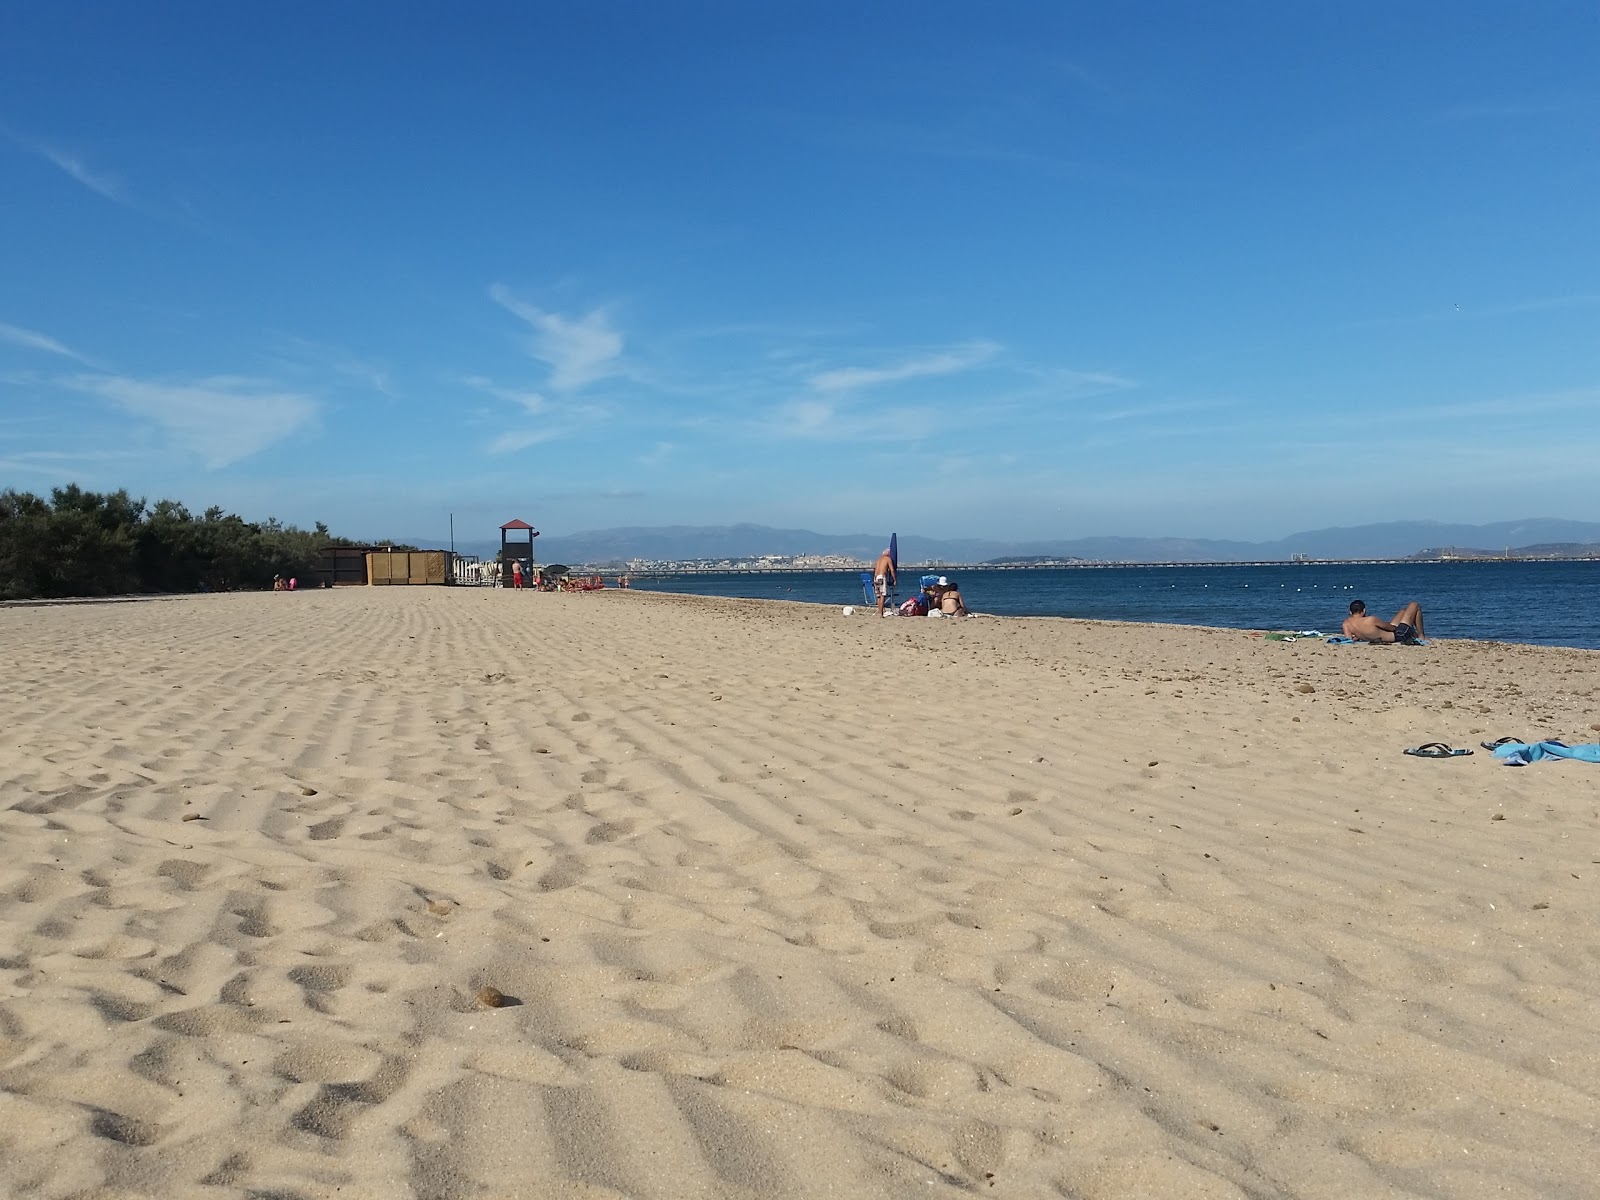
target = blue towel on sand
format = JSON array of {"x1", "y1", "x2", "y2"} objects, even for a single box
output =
[
  {"x1": 1324, "y1": 636, "x2": 1429, "y2": 646},
  {"x1": 1492, "y1": 740, "x2": 1600, "y2": 766}
]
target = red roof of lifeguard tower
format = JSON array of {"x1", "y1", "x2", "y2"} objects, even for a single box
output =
[{"x1": 500, "y1": 519, "x2": 539, "y2": 534}]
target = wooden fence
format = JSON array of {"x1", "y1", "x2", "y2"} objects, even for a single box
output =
[{"x1": 367, "y1": 550, "x2": 451, "y2": 585}]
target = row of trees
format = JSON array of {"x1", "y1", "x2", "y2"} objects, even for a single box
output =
[{"x1": 0, "y1": 485, "x2": 357, "y2": 600}]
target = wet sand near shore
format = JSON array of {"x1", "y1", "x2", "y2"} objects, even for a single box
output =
[{"x1": 1, "y1": 587, "x2": 1596, "y2": 1198}]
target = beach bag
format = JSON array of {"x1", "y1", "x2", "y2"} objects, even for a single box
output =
[{"x1": 899, "y1": 596, "x2": 928, "y2": 617}]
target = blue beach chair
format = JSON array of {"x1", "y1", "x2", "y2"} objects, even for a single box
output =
[{"x1": 861, "y1": 571, "x2": 898, "y2": 610}]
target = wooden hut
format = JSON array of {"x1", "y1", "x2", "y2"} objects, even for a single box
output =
[
  {"x1": 315, "y1": 545, "x2": 374, "y2": 587},
  {"x1": 367, "y1": 549, "x2": 452, "y2": 585}
]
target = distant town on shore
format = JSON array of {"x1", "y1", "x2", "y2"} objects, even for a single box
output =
[
  {"x1": 576, "y1": 542, "x2": 1600, "y2": 574},
  {"x1": 450, "y1": 518, "x2": 1600, "y2": 573}
]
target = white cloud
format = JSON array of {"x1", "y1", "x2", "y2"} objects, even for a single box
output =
[
  {"x1": 1090, "y1": 398, "x2": 1223, "y2": 424},
  {"x1": 1040, "y1": 367, "x2": 1138, "y2": 394},
  {"x1": 1, "y1": 127, "x2": 129, "y2": 203},
  {"x1": 489, "y1": 428, "x2": 561, "y2": 454},
  {"x1": 66, "y1": 374, "x2": 317, "y2": 468},
  {"x1": 268, "y1": 334, "x2": 395, "y2": 396},
  {"x1": 639, "y1": 441, "x2": 676, "y2": 465},
  {"x1": 465, "y1": 372, "x2": 612, "y2": 454},
  {"x1": 809, "y1": 341, "x2": 1000, "y2": 393},
  {"x1": 465, "y1": 375, "x2": 547, "y2": 414},
  {"x1": 779, "y1": 399, "x2": 837, "y2": 435},
  {"x1": 0, "y1": 322, "x2": 94, "y2": 364},
  {"x1": 489, "y1": 285, "x2": 623, "y2": 390},
  {"x1": 41, "y1": 147, "x2": 125, "y2": 201},
  {"x1": 765, "y1": 395, "x2": 941, "y2": 443}
]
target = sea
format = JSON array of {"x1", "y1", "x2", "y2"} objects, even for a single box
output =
[{"x1": 629, "y1": 560, "x2": 1600, "y2": 650}]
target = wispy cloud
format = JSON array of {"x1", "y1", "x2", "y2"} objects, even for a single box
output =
[
  {"x1": 662, "y1": 318, "x2": 872, "y2": 345},
  {"x1": 764, "y1": 396, "x2": 942, "y2": 443},
  {"x1": 39, "y1": 145, "x2": 126, "y2": 202},
  {"x1": 488, "y1": 428, "x2": 562, "y2": 454},
  {"x1": 267, "y1": 334, "x2": 396, "y2": 397},
  {"x1": 639, "y1": 441, "x2": 676, "y2": 465},
  {"x1": 466, "y1": 374, "x2": 614, "y2": 455},
  {"x1": 1410, "y1": 383, "x2": 1600, "y2": 424},
  {"x1": 65, "y1": 374, "x2": 317, "y2": 468},
  {"x1": 490, "y1": 285, "x2": 623, "y2": 390},
  {"x1": 0, "y1": 448, "x2": 143, "y2": 477},
  {"x1": 0, "y1": 321, "x2": 96, "y2": 365},
  {"x1": 809, "y1": 341, "x2": 1000, "y2": 393},
  {"x1": 1089, "y1": 397, "x2": 1224, "y2": 424},
  {"x1": 779, "y1": 398, "x2": 837, "y2": 434},
  {"x1": 1468, "y1": 294, "x2": 1600, "y2": 319},
  {"x1": 465, "y1": 375, "x2": 546, "y2": 415},
  {"x1": 1014, "y1": 365, "x2": 1139, "y2": 401},
  {"x1": 1346, "y1": 293, "x2": 1600, "y2": 330},
  {"x1": 2, "y1": 125, "x2": 129, "y2": 203}
]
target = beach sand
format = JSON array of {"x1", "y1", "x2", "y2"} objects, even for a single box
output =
[{"x1": 1, "y1": 587, "x2": 1596, "y2": 1199}]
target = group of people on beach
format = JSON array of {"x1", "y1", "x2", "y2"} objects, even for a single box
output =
[
  {"x1": 871, "y1": 548, "x2": 967, "y2": 618},
  {"x1": 508, "y1": 559, "x2": 614, "y2": 592},
  {"x1": 872, "y1": 543, "x2": 1427, "y2": 638}
]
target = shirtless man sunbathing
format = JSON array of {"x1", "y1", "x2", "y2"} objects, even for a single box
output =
[{"x1": 1343, "y1": 599, "x2": 1425, "y2": 644}]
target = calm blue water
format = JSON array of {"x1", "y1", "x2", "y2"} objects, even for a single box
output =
[{"x1": 631, "y1": 560, "x2": 1600, "y2": 650}]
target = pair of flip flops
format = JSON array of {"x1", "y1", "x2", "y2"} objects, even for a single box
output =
[{"x1": 1403, "y1": 742, "x2": 1473, "y2": 758}]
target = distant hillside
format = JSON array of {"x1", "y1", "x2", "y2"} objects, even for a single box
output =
[
  {"x1": 418, "y1": 518, "x2": 1600, "y2": 566},
  {"x1": 979, "y1": 554, "x2": 1086, "y2": 566},
  {"x1": 1263, "y1": 519, "x2": 1600, "y2": 560}
]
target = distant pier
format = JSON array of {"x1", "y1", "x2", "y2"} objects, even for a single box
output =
[{"x1": 622, "y1": 556, "x2": 1595, "y2": 577}]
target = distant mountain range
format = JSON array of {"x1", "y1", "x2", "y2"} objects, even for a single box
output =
[{"x1": 424, "y1": 518, "x2": 1600, "y2": 565}]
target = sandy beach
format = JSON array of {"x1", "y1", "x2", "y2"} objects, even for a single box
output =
[{"x1": 1, "y1": 586, "x2": 1595, "y2": 1199}]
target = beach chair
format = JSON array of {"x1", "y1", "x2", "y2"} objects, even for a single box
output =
[{"x1": 861, "y1": 570, "x2": 897, "y2": 611}]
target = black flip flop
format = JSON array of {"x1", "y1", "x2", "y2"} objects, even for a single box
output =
[
  {"x1": 1404, "y1": 743, "x2": 1473, "y2": 758},
  {"x1": 1480, "y1": 737, "x2": 1524, "y2": 751}
]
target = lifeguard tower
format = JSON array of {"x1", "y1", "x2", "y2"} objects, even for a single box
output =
[{"x1": 500, "y1": 519, "x2": 539, "y2": 586}]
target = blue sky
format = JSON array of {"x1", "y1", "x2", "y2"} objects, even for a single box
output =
[{"x1": 2, "y1": 2, "x2": 1596, "y2": 544}]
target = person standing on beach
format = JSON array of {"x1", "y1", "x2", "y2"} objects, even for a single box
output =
[
  {"x1": 871, "y1": 547, "x2": 897, "y2": 617},
  {"x1": 1344, "y1": 599, "x2": 1425, "y2": 644},
  {"x1": 511, "y1": 559, "x2": 524, "y2": 590}
]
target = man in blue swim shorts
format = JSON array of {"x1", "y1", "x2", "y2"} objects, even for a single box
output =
[{"x1": 1344, "y1": 599, "x2": 1425, "y2": 644}]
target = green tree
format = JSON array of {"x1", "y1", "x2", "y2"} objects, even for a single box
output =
[
  {"x1": 0, "y1": 489, "x2": 53, "y2": 600},
  {"x1": 0, "y1": 483, "x2": 355, "y2": 599},
  {"x1": 42, "y1": 486, "x2": 145, "y2": 596}
]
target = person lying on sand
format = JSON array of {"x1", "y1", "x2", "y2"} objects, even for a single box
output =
[{"x1": 1343, "y1": 599, "x2": 1425, "y2": 644}]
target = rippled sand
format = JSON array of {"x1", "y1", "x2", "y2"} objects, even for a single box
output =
[{"x1": 1, "y1": 587, "x2": 1596, "y2": 1198}]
